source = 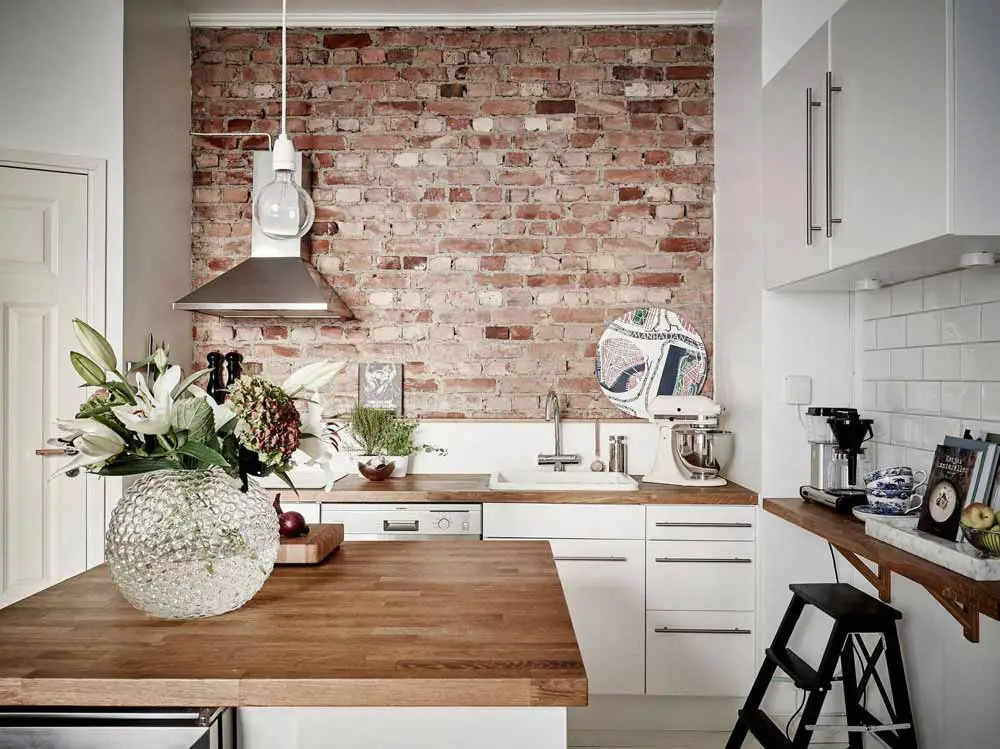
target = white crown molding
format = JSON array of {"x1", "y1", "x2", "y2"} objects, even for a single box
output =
[{"x1": 188, "y1": 10, "x2": 715, "y2": 28}]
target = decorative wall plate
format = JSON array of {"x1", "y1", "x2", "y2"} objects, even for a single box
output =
[{"x1": 595, "y1": 308, "x2": 708, "y2": 419}]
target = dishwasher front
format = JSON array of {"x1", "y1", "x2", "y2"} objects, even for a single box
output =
[{"x1": 0, "y1": 707, "x2": 234, "y2": 749}]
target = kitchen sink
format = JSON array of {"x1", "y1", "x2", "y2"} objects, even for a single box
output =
[{"x1": 488, "y1": 470, "x2": 639, "y2": 491}]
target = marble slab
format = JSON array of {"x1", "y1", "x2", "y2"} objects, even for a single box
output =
[{"x1": 866, "y1": 519, "x2": 1000, "y2": 581}]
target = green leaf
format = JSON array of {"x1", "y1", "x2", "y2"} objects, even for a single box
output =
[
  {"x1": 105, "y1": 380, "x2": 137, "y2": 406},
  {"x1": 72, "y1": 319, "x2": 117, "y2": 370},
  {"x1": 70, "y1": 352, "x2": 107, "y2": 386},
  {"x1": 97, "y1": 457, "x2": 179, "y2": 476},
  {"x1": 176, "y1": 441, "x2": 231, "y2": 469},
  {"x1": 171, "y1": 367, "x2": 214, "y2": 400},
  {"x1": 170, "y1": 397, "x2": 215, "y2": 444}
]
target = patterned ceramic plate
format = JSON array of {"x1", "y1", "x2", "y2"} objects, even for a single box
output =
[
  {"x1": 852, "y1": 504, "x2": 920, "y2": 523},
  {"x1": 595, "y1": 307, "x2": 708, "y2": 419}
]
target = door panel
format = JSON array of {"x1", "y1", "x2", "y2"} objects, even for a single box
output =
[
  {"x1": 0, "y1": 166, "x2": 91, "y2": 607},
  {"x1": 763, "y1": 24, "x2": 831, "y2": 288}
]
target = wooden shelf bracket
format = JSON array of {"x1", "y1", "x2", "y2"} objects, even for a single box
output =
[
  {"x1": 925, "y1": 588, "x2": 980, "y2": 643},
  {"x1": 833, "y1": 545, "x2": 892, "y2": 602}
]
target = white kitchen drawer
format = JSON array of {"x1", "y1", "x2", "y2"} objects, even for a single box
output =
[
  {"x1": 646, "y1": 506, "x2": 755, "y2": 541},
  {"x1": 483, "y1": 503, "x2": 644, "y2": 540},
  {"x1": 281, "y1": 502, "x2": 320, "y2": 525},
  {"x1": 645, "y1": 540, "x2": 755, "y2": 611},
  {"x1": 646, "y1": 611, "x2": 755, "y2": 697}
]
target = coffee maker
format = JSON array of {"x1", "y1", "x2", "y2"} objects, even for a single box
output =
[{"x1": 801, "y1": 407, "x2": 874, "y2": 512}]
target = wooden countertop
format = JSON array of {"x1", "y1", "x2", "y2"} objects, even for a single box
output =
[
  {"x1": 764, "y1": 498, "x2": 1000, "y2": 642},
  {"x1": 296, "y1": 473, "x2": 757, "y2": 505},
  {"x1": 0, "y1": 542, "x2": 587, "y2": 708}
]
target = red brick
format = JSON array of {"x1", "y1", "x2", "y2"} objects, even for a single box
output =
[
  {"x1": 666, "y1": 65, "x2": 713, "y2": 80},
  {"x1": 633, "y1": 272, "x2": 684, "y2": 286},
  {"x1": 346, "y1": 67, "x2": 398, "y2": 82},
  {"x1": 659, "y1": 237, "x2": 711, "y2": 253},
  {"x1": 618, "y1": 187, "x2": 645, "y2": 201},
  {"x1": 323, "y1": 33, "x2": 372, "y2": 49},
  {"x1": 586, "y1": 31, "x2": 637, "y2": 47},
  {"x1": 536, "y1": 99, "x2": 576, "y2": 114},
  {"x1": 493, "y1": 238, "x2": 544, "y2": 254},
  {"x1": 485, "y1": 326, "x2": 510, "y2": 340}
]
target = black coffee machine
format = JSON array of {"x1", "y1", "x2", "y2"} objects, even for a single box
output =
[{"x1": 801, "y1": 412, "x2": 874, "y2": 513}]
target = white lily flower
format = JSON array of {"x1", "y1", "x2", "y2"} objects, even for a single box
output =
[
  {"x1": 50, "y1": 418, "x2": 126, "y2": 478},
  {"x1": 297, "y1": 399, "x2": 336, "y2": 467},
  {"x1": 282, "y1": 360, "x2": 346, "y2": 397},
  {"x1": 187, "y1": 385, "x2": 237, "y2": 431},
  {"x1": 111, "y1": 366, "x2": 181, "y2": 436}
]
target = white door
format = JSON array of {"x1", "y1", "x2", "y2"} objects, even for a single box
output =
[
  {"x1": 551, "y1": 539, "x2": 646, "y2": 695},
  {"x1": 829, "y1": 0, "x2": 949, "y2": 266},
  {"x1": 762, "y1": 23, "x2": 831, "y2": 289},
  {"x1": 0, "y1": 165, "x2": 93, "y2": 607}
]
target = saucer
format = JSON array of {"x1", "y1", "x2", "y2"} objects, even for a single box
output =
[{"x1": 852, "y1": 504, "x2": 920, "y2": 522}]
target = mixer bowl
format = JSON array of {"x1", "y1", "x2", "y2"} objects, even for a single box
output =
[{"x1": 673, "y1": 428, "x2": 734, "y2": 479}]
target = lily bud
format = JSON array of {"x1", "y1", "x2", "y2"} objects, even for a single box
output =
[
  {"x1": 72, "y1": 319, "x2": 117, "y2": 371},
  {"x1": 70, "y1": 352, "x2": 107, "y2": 386},
  {"x1": 282, "y1": 360, "x2": 346, "y2": 396}
]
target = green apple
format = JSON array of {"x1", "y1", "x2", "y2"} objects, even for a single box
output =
[{"x1": 961, "y1": 503, "x2": 995, "y2": 530}]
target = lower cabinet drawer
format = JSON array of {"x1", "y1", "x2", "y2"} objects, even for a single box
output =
[
  {"x1": 646, "y1": 540, "x2": 755, "y2": 611},
  {"x1": 645, "y1": 611, "x2": 755, "y2": 697},
  {"x1": 646, "y1": 506, "x2": 755, "y2": 541}
]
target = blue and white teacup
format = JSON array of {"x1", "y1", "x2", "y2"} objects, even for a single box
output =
[
  {"x1": 864, "y1": 466, "x2": 925, "y2": 484},
  {"x1": 867, "y1": 489, "x2": 923, "y2": 515}
]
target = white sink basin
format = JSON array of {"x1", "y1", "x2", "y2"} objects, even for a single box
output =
[{"x1": 488, "y1": 470, "x2": 639, "y2": 492}]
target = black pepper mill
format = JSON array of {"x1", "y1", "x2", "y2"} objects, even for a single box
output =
[
  {"x1": 206, "y1": 351, "x2": 226, "y2": 405},
  {"x1": 224, "y1": 351, "x2": 244, "y2": 397}
]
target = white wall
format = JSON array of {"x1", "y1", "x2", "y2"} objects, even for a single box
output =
[
  {"x1": 761, "y1": 0, "x2": 845, "y2": 84},
  {"x1": 0, "y1": 0, "x2": 125, "y2": 355},
  {"x1": 123, "y1": 0, "x2": 193, "y2": 368}
]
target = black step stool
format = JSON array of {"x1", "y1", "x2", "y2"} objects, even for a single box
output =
[{"x1": 727, "y1": 583, "x2": 917, "y2": 749}]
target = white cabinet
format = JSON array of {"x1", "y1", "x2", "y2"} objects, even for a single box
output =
[
  {"x1": 646, "y1": 505, "x2": 755, "y2": 542},
  {"x1": 645, "y1": 611, "x2": 756, "y2": 697},
  {"x1": 763, "y1": 0, "x2": 1000, "y2": 289},
  {"x1": 645, "y1": 540, "x2": 755, "y2": 612},
  {"x1": 763, "y1": 24, "x2": 830, "y2": 289},
  {"x1": 551, "y1": 539, "x2": 646, "y2": 695}
]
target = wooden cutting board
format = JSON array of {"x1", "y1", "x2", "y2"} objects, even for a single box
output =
[{"x1": 276, "y1": 523, "x2": 344, "y2": 565}]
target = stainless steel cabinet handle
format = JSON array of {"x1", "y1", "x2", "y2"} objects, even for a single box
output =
[
  {"x1": 655, "y1": 557, "x2": 752, "y2": 564},
  {"x1": 654, "y1": 627, "x2": 752, "y2": 635},
  {"x1": 383, "y1": 520, "x2": 419, "y2": 532},
  {"x1": 654, "y1": 522, "x2": 752, "y2": 528},
  {"x1": 806, "y1": 87, "x2": 822, "y2": 245},
  {"x1": 35, "y1": 447, "x2": 78, "y2": 457},
  {"x1": 553, "y1": 556, "x2": 627, "y2": 563},
  {"x1": 825, "y1": 71, "x2": 843, "y2": 237}
]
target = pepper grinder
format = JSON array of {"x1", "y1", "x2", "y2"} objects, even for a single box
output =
[
  {"x1": 206, "y1": 351, "x2": 226, "y2": 405},
  {"x1": 224, "y1": 351, "x2": 244, "y2": 396}
]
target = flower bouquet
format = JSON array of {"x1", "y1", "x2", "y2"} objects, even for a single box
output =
[{"x1": 56, "y1": 319, "x2": 344, "y2": 618}]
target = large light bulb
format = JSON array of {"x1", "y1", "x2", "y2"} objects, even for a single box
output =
[{"x1": 253, "y1": 134, "x2": 315, "y2": 239}]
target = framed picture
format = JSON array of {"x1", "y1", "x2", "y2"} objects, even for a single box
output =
[{"x1": 358, "y1": 363, "x2": 403, "y2": 415}]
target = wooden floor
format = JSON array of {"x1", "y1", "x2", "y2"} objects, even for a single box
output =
[{"x1": 569, "y1": 731, "x2": 760, "y2": 748}]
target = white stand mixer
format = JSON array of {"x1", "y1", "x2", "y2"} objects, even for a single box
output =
[{"x1": 644, "y1": 395, "x2": 733, "y2": 487}]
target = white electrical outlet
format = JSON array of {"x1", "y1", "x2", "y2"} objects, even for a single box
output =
[{"x1": 784, "y1": 375, "x2": 812, "y2": 405}]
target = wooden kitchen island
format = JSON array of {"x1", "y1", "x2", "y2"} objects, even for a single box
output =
[{"x1": 0, "y1": 541, "x2": 586, "y2": 748}]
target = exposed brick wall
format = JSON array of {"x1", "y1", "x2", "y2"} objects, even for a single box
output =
[{"x1": 191, "y1": 26, "x2": 714, "y2": 418}]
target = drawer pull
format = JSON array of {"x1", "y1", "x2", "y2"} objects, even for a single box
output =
[
  {"x1": 553, "y1": 556, "x2": 627, "y2": 563},
  {"x1": 654, "y1": 522, "x2": 752, "y2": 528},
  {"x1": 655, "y1": 557, "x2": 752, "y2": 564},
  {"x1": 383, "y1": 520, "x2": 419, "y2": 532},
  {"x1": 654, "y1": 627, "x2": 752, "y2": 635}
]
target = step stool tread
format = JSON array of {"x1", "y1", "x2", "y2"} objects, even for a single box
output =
[
  {"x1": 765, "y1": 647, "x2": 826, "y2": 691},
  {"x1": 790, "y1": 583, "x2": 901, "y2": 625}
]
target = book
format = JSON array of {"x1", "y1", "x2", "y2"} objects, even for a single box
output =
[
  {"x1": 918, "y1": 444, "x2": 981, "y2": 541},
  {"x1": 943, "y1": 437, "x2": 991, "y2": 505}
]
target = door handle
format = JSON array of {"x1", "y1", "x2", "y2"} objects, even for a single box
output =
[
  {"x1": 35, "y1": 447, "x2": 78, "y2": 457},
  {"x1": 654, "y1": 627, "x2": 752, "y2": 635},
  {"x1": 553, "y1": 556, "x2": 628, "y2": 563},
  {"x1": 655, "y1": 557, "x2": 752, "y2": 564},
  {"x1": 383, "y1": 520, "x2": 419, "y2": 532},
  {"x1": 654, "y1": 522, "x2": 752, "y2": 528},
  {"x1": 806, "y1": 87, "x2": 822, "y2": 245},
  {"x1": 825, "y1": 71, "x2": 843, "y2": 237}
]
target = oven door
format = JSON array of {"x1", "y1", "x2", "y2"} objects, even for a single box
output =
[{"x1": 319, "y1": 503, "x2": 482, "y2": 539}]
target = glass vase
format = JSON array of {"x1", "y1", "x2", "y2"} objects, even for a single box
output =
[{"x1": 105, "y1": 468, "x2": 279, "y2": 619}]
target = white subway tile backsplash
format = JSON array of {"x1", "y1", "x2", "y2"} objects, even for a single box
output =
[
  {"x1": 960, "y1": 267, "x2": 1000, "y2": 305},
  {"x1": 863, "y1": 320, "x2": 878, "y2": 351},
  {"x1": 921, "y1": 416, "x2": 962, "y2": 451},
  {"x1": 923, "y1": 346, "x2": 961, "y2": 380},
  {"x1": 877, "y1": 316, "x2": 907, "y2": 349},
  {"x1": 864, "y1": 350, "x2": 891, "y2": 380},
  {"x1": 862, "y1": 381, "x2": 878, "y2": 410},
  {"x1": 871, "y1": 411, "x2": 891, "y2": 442},
  {"x1": 962, "y1": 342, "x2": 1000, "y2": 381},
  {"x1": 877, "y1": 381, "x2": 906, "y2": 411},
  {"x1": 891, "y1": 280, "x2": 924, "y2": 316},
  {"x1": 904, "y1": 447, "x2": 935, "y2": 475},
  {"x1": 890, "y1": 348, "x2": 922, "y2": 380},
  {"x1": 940, "y1": 305, "x2": 981, "y2": 343},
  {"x1": 861, "y1": 288, "x2": 892, "y2": 320},
  {"x1": 923, "y1": 273, "x2": 961, "y2": 310},
  {"x1": 877, "y1": 442, "x2": 907, "y2": 468},
  {"x1": 983, "y1": 383, "x2": 1000, "y2": 421},
  {"x1": 890, "y1": 414, "x2": 924, "y2": 447},
  {"x1": 982, "y1": 301, "x2": 1000, "y2": 341},
  {"x1": 906, "y1": 311, "x2": 940, "y2": 346},
  {"x1": 941, "y1": 381, "x2": 981, "y2": 419},
  {"x1": 906, "y1": 382, "x2": 940, "y2": 414}
]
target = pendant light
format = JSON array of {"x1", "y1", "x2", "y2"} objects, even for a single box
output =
[{"x1": 253, "y1": 0, "x2": 315, "y2": 239}]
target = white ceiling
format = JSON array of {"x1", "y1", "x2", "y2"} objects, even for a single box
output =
[{"x1": 187, "y1": 0, "x2": 721, "y2": 13}]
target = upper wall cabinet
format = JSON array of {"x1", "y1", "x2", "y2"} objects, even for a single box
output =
[{"x1": 763, "y1": 0, "x2": 1000, "y2": 290}]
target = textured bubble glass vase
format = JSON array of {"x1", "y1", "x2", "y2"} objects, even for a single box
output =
[{"x1": 105, "y1": 468, "x2": 279, "y2": 619}]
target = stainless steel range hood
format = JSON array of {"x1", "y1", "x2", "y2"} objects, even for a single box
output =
[{"x1": 174, "y1": 151, "x2": 353, "y2": 320}]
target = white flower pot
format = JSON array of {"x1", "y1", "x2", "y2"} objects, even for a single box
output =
[{"x1": 388, "y1": 456, "x2": 409, "y2": 478}]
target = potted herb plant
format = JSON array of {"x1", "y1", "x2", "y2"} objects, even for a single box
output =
[{"x1": 344, "y1": 405, "x2": 446, "y2": 478}]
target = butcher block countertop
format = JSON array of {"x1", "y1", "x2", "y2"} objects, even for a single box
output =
[
  {"x1": 0, "y1": 542, "x2": 586, "y2": 708},
  {"x1": 297, "y1": 473, "x2": 757, "y2": 505}
]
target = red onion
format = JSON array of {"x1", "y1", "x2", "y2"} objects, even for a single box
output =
[{"x1": 278, "y1": 511, "x2": 308, "y2": 538}]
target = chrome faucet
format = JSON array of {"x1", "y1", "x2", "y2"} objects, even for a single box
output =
[{"x1": 538, "y1": 390, "x2": 581, "y2": 472}]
